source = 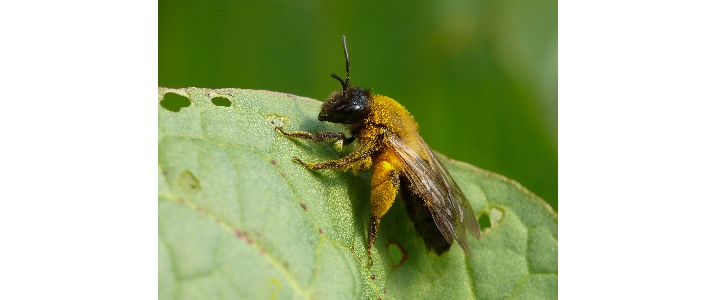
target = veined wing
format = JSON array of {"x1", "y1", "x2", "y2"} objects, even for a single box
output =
[{"x1": 387, "y1": 132, "x2": 481, "y2": 255}]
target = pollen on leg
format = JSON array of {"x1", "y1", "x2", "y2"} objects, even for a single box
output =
[{"x1": 370, "y1": 161, "x2": 399, "y2": 218}]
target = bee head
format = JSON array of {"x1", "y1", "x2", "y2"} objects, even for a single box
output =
[{"x1": 318, "y1": 35, "x2": 370, "y2": 125}]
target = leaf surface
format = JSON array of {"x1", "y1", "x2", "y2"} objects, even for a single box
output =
[{"x1": 158, "y1": 87, "x2": 557, "y2": 299}]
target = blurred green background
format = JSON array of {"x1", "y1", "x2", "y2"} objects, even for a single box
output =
[{"x1": 159, "y1": 0, "x2": 557, "y2": 211}]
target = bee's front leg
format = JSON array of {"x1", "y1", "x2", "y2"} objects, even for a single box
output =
[{"x1": 275, "y1": 127, "x2": 355, "y2": 145}]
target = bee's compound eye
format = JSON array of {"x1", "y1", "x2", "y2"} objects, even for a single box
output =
[{"x1": 335, "y1": 104, "x2": 362, "y2": 119}]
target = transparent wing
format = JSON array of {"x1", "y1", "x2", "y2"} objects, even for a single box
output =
[{"x1": 387, "y1": 133, "x2": 481, "y2": 255}]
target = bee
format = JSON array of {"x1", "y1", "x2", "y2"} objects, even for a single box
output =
[{"x1": 276, "y1": 36, "x2": 481, "y2": 262}]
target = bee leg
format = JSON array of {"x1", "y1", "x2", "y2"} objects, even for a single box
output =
[
  {"x1": 295, "y1": 149, "x2": 372, "y2": 172},
  {"x1": 367, "y1": 216, "x2": 380, "y2": 266},
  {"x1": 367, "y1": 153, "x2": 401, "y2": 266},
  {"x1": 276, "y1": 126, "x2": 364, "y2": 170},
  {"x1": 275, "y1": 127, "x2": 355, "y2": 145}
]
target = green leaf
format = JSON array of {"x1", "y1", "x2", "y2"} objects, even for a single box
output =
[{"x1": 158, "y1": 87, "x2": 558, "y2": 299}]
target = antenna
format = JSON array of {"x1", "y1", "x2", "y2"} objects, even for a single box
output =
[
  {"x1": 331, "y1": 35, "x2": 351, "y2": 95},
  {"x1": 342, "y1": 35, "x2": 350, "y2": 88}
]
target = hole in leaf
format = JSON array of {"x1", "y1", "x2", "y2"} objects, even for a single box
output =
[
  {"x1": 160, "y1": 93, "x2": 190, "y2": 112},
  {"x1": 387, "y1": 242, "x2": 406, "y2": 267},
  {"x1": 478, "y1": 213, "x2": 491, "y2": 230},
  {"x1": 478, "y1": 205, "x2": 505, "y2": 232},
  {"x1": 211, "y1": 97, "x2": 231, "y2": 107},
  {"x1": 178, "y1": 170, "x2": 200, "y2": 194}
]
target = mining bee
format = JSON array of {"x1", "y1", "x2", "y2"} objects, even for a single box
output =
[{"x1": 276, "y1": 36, "x2": 481, "y2": 263}]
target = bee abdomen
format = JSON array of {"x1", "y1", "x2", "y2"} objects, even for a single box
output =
[{"x1": 399, "y1": 179, "x2": 451, "y2": 255}]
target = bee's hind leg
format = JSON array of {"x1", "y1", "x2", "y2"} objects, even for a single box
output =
[{"x1": 366, "y1": 152, "x2": 401, "y2": 266}]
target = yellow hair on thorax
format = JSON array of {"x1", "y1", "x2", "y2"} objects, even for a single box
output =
[{"x1": 365, "y1": 94, "x2": 418, "y2": 138}]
